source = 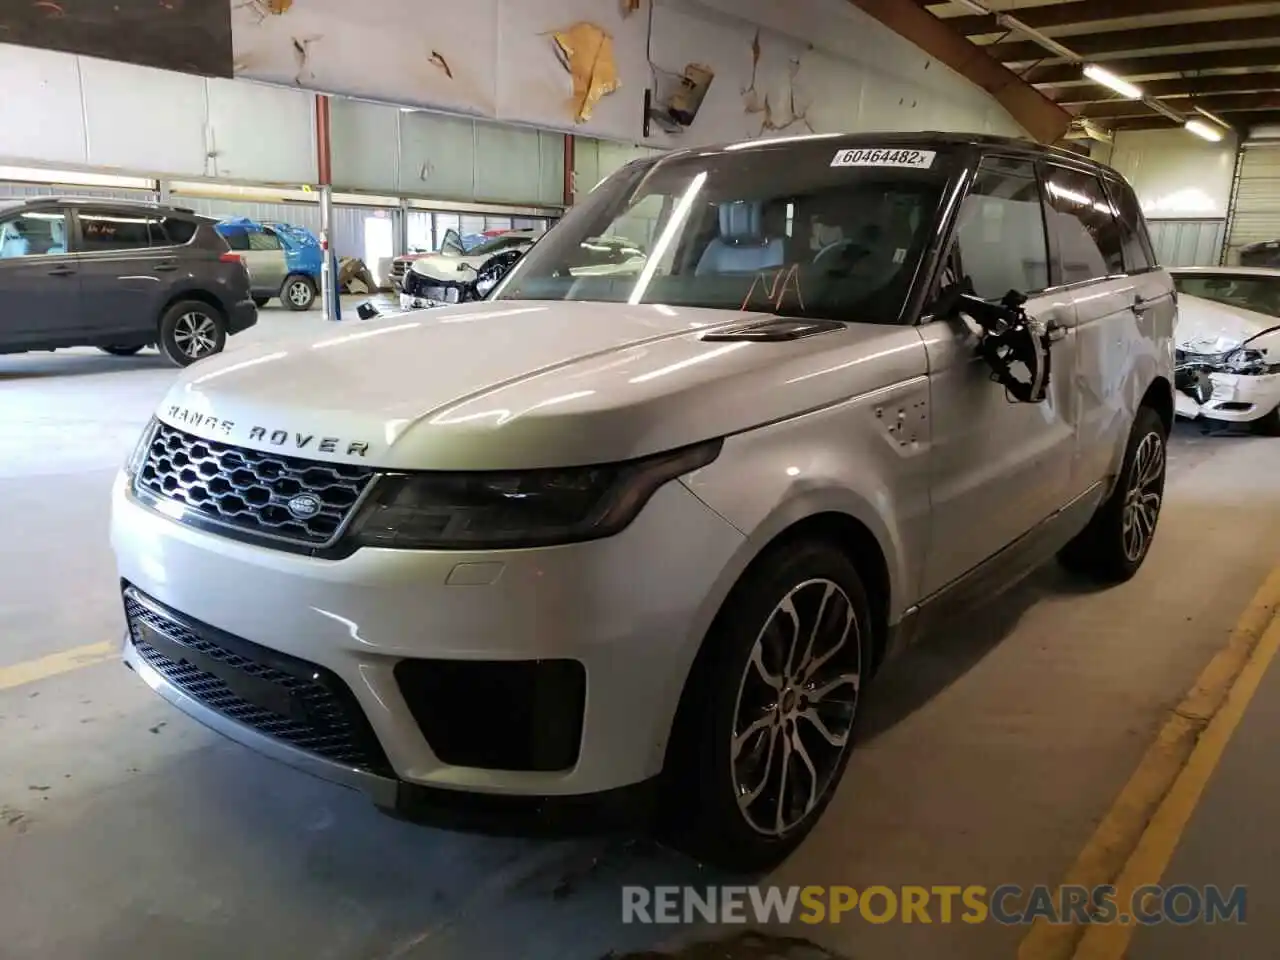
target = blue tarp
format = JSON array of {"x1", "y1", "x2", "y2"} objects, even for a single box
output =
[{"x1": 215, "y1": 217, "x2": 323, "y2": 279}]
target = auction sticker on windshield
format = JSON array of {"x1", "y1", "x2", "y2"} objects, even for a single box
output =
[{"x1": 830, "y1": 148, "x2": 936, "y2": 169}]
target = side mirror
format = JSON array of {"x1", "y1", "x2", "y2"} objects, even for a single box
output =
[{"x1": 955, "y1": 289, "x2": 1028, "y2": 335}]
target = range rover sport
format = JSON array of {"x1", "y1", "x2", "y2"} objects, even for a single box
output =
[{"x1": 110, "y1": 133, "x2": 1175, "y2": 872}]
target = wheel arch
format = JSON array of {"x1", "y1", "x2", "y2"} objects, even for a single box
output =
[
  {"x1": 1142, "y1": 375, "x2": 1174, "y2": 436},
  {"x1": 157, "y1": 289, "x2": 227, "y2": 330}
]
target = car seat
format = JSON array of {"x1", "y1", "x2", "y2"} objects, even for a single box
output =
[
  {"x1": 46, "y1": 218, "x2": 66, "y2": 255},
  {"x1": 696, "y1": 201, "x2": 785, "y2": 274},
  {"x1": 0, "y1": 222, "x2": 29, "y2": 258}
]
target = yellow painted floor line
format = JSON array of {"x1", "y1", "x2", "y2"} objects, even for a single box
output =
[
  {"x1": 1073, "y1": 610, "x2": 1280, "y2": 959},
  {"x1": 1018, "y1": 564, "x2": 1280, "y2": 960},
  {"x1": 0, "y1": 641, "x2": 116, "y2": 692}
]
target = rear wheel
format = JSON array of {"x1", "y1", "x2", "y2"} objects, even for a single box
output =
[
  {"x1": 281, "y1": 275, "x2": 316, "y2": 311},
  {"x1": 1059, "y1": 404, "x2": 1167, "y2": 583},
  {"x1": 663, "y1": 540, "x2": 871, "y2": 872},
  {"x1": 98, "y1": 345, "x2": 145, "y2": 357},
  {"x1": 157, "y1": 300, "x2": 227, "y2": 367}
]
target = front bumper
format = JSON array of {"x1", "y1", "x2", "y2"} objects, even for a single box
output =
[
  {"x1": 110, "y1": 469, "x2": 743, "y2": 807},
  {"x1": 227, "y1": 298, "x2": 258, "y2": 335},
  {"x1": 1174, "y1": 368, "x2": 1280, "y2": 423}
]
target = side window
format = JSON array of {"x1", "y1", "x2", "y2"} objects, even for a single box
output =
[
  {"x1": 163, "y1": 218, "x2": 197, "y2": 245},
  {"x1": 247, "y1": 229, "x2": 283, "y2": 251},
  {"x1": 952, "y1": 157, "x2": 1049, "y2": 301},
  {"x1": 0, "y1": 211, "x2": 69, "y2": 258},
  {"x1": 1107, "y1": 178, "x2": 1155, "y2": 272},
  {"x1": 1043, "y1": 166, "x2": 1126, "y2": 284},
  {"x1": 79, "y1": 211, "x2": 162, "y2": 252}
]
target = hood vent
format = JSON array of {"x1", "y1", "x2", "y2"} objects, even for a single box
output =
[{"x1": 701, "y1": 318, "x2": 844, "y2": 343}]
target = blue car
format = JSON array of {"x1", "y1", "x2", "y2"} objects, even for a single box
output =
[{"x1": 215, "y1": 217, "x2": 323, "y2": 311}]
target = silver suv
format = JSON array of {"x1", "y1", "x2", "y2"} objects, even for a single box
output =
[{"x1": 110, "y1": 133, "x2": 1175, "y2": 872}]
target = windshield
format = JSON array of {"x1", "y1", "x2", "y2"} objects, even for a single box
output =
[
  {"x1": 467, "y1": 233, "x2": 527, "y2": 257},
  {"x1": 1174, "y1": 273, "x2": 1280, "y2": 319},
  {"x1": 491, "y1": 142, "x2": 955, "y2": 323}
]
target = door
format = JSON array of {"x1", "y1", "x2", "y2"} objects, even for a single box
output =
[
  {"x1": 244, "y1": 227, "x2": 288, "y2": 294},
  {"x1": 73, "y1": 207, "x2": 178, "y2": 340},
  {"x1": 919, "y1": 155, "x2": 1079, "y2": 596},
  {"x1": 1042, "y1": 165, "x2": 1172, "y2": 493},
  {"x1": 0, "y1": 207, "x2": 79, "y2": 344}
]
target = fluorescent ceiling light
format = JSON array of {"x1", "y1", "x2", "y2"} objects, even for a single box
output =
[
  {"x1": 1083, "y1": 64, "x2": 1143, "y2": 100},
  {"x1": 0, "y1": 165, "x2": 155, "y2": 190},
  {"x1": 1185, "y1": 119, "x2": 1224, "y2": 142}
]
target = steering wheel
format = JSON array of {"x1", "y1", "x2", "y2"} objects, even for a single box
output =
[{"x1": 813, "y1": 238, "x2": 871, "y2": 265}]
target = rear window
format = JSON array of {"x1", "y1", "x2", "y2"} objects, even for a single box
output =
[{"x1": 163, "y1": 217, "x2": 197, "y2": 244}]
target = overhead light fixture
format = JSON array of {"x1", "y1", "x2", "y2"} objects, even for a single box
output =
[
  {"x1": 1185, "y1": 118, "x2": 1224, "y2": 142},
  {"x1": 1083, "y1": 63, "x2": 1143, "y2": 100}
]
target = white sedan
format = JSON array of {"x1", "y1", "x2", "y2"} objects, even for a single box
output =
[{"x1": 1173, "y1": 290, "x2": 1280, "y2": 432}]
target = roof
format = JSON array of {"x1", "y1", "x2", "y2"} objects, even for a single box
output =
[
  {"x1": 5, "y1": 195, "x2": 200, "y2": 215},
  {"x1": 914, "y1": 0, "x2": 1280, "y2": 140}
]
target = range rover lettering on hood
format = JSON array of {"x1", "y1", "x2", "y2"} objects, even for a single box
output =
[{"x1": 166, "y1": 405, "x2": 371, "y2": 457}]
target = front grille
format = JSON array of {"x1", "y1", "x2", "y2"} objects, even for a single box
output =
[
  {"x1": 125, "y1": 589, "x2": 390, "y2": 773},
  {"x1": 135, "y1": 422, "x2": 375, "y2": 545},
  {"x1": 403, "y1": 271, "x2": 460, "y2": 302}
]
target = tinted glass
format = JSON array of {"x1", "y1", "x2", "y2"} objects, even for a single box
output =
[
  {"x1": 1108, "y1": 178, "x2": 1155, "y2": 271},
  {"x1": 247, "y1": 229, "x2": 282, "y2": 251},
  {"x1": 1043, "y1": 166, "x2": 1126, "y2": 284},
  {"x1": 952, "y1": 157, "x2": 1048, "y2": 300},
  {"x1": 0, "y1": 211, "x2": 68, "y2": 258},
  {"x1": 1173, "y1": 273, "x2": 1280, "y2": 318},
  {"x1": 493, "y1": 143, "x2": 956, "y2": 324},
  {"x1": 221, "y1": 228, "x2": 251, "y2": 251},
  {"x1": 79, "y1": 211, "x2": 163, "y2": 252},
  {"x1": 163, "y1": 218, "x2": 197, "y2": 244}
]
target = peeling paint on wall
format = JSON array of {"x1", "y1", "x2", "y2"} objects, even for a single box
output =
[
  {"x1": 551, "y1": 22, "x2": 621, "y2": 124},
  {"x1": 742, "y1": 29, "x2": 814, "y2": 138}
]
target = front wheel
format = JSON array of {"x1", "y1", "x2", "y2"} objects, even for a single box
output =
[
  {"x1": 157, "y1": 301, "x2": 227, "y2": 367},
  {"x1": 1059, "y1": 405, "x2": 1168, "y2": 583},
  {"x1": 253, "y1": 295, "x2": 271, "y2": 308},
  {"x1": 663, "y1": 540, "x2": 871, "y2": 872},
  {"x1": 281, "y1": 275, "x2": 316, "y2": 311}
]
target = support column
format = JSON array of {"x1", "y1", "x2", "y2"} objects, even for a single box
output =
[{"x1": 315, "y1": 93, "x2": 340, "y2": 321}]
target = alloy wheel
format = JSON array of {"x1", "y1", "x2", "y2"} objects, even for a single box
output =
[
  {"x1": 172, "y1": 311, "x2": 218, "y2": 360},
  {"x1": 730, "y1": 578, "x2": 862, "y2": 837},
  {"x1": 1122, "y1": 430, "x2": 1165, "y2": 563},
  {"x1": 288, "y1": 280, "x2": 312, "y2": 307}
]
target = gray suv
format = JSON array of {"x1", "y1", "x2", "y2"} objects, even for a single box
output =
[{"x1": 0, "y1": 197, "x2": 257, "y2": 366}]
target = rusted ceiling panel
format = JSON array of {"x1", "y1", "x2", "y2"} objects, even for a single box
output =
[{"x1": 843, "y1": 0, "x2": 1073, "y2": 142}]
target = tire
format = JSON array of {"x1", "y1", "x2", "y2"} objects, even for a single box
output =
[
  {"x1": 1059, "y1": 404, "x2": 1168, "y2": 583},
  {"x1": 253, "y1": 296, "x2": 271, "y2": 308},
  {"x1": 1251, "y1": 405, "x2": 1280, "y2": 436},
  {"x1": 98, "y1": 345, "x2": 145, "y2": 357},
  {"x1": 157, "y1": 300, "x2": 227, "y2": 368},
  {"x1": 281, "y1": 275, "x2": 316, "y2": 311},
  {"x1": 662, "y1": 540, "x2": 873, "y2": 873}
]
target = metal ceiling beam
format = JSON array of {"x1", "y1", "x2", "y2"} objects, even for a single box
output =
[
  {"x1": 1026, "y1": 46, "x2": 1280, "y2": 86},
  {"x1": 984, "y1": 16, "x2": 1280, "y2": 64},
  {"x1": 1051, "y1": 71, "x2": 1280, "y2": 104},
  {"x1": 1081, "y1": 91, "x2": 1280, "y2": 119},
  {"x1": 841, "y1": 0, "x2": 1073, "y2": 142},
  {"x1": 943, "y1": 0, "x2": 1264, "y2": 38},
  {"x1": 1099, "y1": 110, "x2": 1280, "y2": 131}
]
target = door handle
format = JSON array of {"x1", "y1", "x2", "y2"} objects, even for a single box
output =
[
  {"x1": 1132, "y1": 295, "x2": 1154, "y2": 314},
  {"x1": 153, "y1": 261, "x2": 178, "y2": 273},
  {"x1": 47, "y1": 266, "x2": 75, "y2": 277}
]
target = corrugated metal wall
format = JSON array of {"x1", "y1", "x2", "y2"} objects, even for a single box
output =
[
  {"x1": 1146, "y1": 219, "x2": 1226, "y2": 267},
  {"x1": 1224, "y1": 142, "x2": 1280, "y2": 264},
  {"x1": 0, "y1": 182, "x2": 157, "y2": 203}
]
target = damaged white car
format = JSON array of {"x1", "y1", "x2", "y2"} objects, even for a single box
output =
[
  {"x1": 1174, "y1": 292, "x2": 1280, "y2": 432},
  {"x1": 399, "y1": 230, "x2": 537, "y2": 311}
]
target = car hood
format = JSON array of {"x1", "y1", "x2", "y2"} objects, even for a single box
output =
[
  {"x1": 154, "y1": 300, "x2": 927, "y2": 471},
  {"x1": 407, "y1": 252, "x2": 502, "y2": 281},
  {"x1": 1176, "y1": 294, "x2": 1280, "y2": 354}
]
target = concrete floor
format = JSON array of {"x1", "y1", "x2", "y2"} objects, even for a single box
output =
[{"x1": 1, "y1": 305, "x2": 1277, "y2": 959}]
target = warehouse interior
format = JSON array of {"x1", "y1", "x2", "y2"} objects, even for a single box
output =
[{"x1": 4, "y1": 1, "x2": 1280, "y2": 958}]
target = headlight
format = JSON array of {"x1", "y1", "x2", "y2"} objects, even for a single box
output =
[
  {"x1": 348, "y1": 439, "x2": 723, "y2": 550},
  {"x1": 124, "y1": 417, "x2": 159, "y2": 478},
  {"x1": 1225, "y1": 347, "x2": 1268, "y2": 374}
]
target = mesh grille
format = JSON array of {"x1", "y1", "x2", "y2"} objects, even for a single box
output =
[
  {"x1": 125, "y1": 592, "x2": 388, "y2": 773},
  {"x1": 135, "y1": 422, "x2": 374, "y2": 544}
]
